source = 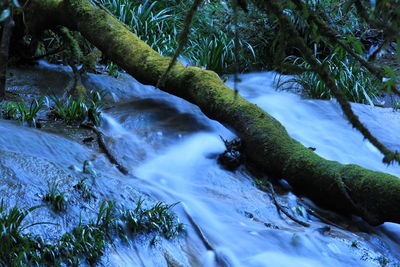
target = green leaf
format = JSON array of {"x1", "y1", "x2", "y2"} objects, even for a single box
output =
[
  {"x1": 383, "y1": 65, "x2": 396, "y2": 79},
  {"x1": 343, "y1": 0, "x2": 354, "y2": 14},
  {"x1": 0, "y1": 9, "x2": 10, "y2": 22},
  {"x1": 397, "y1": 39, "x2": 400, "y2": 60},
  {"x1": 11, "y1": 0, "x2": 21, "y2": 8}
]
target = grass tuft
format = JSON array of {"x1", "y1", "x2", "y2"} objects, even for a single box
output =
[
  {"x1": 0, "y1": 198, "x2": 184, "y2": 265},
  {"x1": 1, "y1": 97, "x2": 46, "y2": 127},
  {"x1": 73, "y1": 177, "x2": 94, "y2": 200},
  {"x1": 50, "y1": 90, "x2": 107, "y2": 125},
  {"x1": 276, "y1": 54, "x2": 380, "y2": 104},
  {"x1": 43, "y1": 180, "x2": 67, "y2": 212}
]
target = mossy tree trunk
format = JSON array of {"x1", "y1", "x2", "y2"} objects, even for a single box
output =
[{"x1": 23, "y1": 0, "x2": 400, "y2": 225}]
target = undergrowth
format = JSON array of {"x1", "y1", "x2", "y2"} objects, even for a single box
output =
[
  {"x1": 276, "y1": 54, "x2": 380, "y2": 104},
  {"x1": 0, "y1": 90, "x2": 106, "y2": 128},
  {"x1": 1, "y1": 97, "x2": 46, "y2": 127},
  {"x1": 100, "y1": 0, "x2": 255, "y2": 73},
  {"x1": 43, "y1": 180, "x2": 67, "y2": 212},
  {"x1": 50, "y1": 90, "x2": 107, "y2": 125},
  {"x1": 0, "y1": 199, "x2": 184, "y2": 266}
]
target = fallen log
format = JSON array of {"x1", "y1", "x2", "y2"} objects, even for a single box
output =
[{"x1": 23, "y1": 0, "x2": 400, "y2": 225}]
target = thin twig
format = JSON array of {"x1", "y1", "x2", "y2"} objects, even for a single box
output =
[
  {"x1": 81, "y1": 123, "x2": 129, "y2": 175},
  {"x1": 183, "y1": 208, "x2": 214, "y2": 251},
  {"x1": 157, "y1": 0, "x2": 203, "y2": 88},
  {"x1": 267, "y1": 182, "x2": 310, "y2": 227},
  {"x1": 306, "y1": 208, "x2": 346, "y2": 230}
]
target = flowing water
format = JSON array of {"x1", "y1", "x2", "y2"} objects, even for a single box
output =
[{"x1": 4, "y1": 63, "x2": 400, "y2": 266}]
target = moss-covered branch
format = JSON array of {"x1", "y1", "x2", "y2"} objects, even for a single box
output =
[
  {"x1": 253, "y1": 0, "x2": 400, "y2": 166},
  {"x1": 23, "y1": 0, "x2": 400, "y2": 225}
]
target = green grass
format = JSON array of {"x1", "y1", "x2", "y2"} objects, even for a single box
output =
[
  {"x1": 276, "y1": 54, "x2": 380, "y2": 104},
  {"x1": 121, "y1": 198, "x2": 184, "y2": 240},
  {"x1": 73, "y1": 177, "x2": 94, "y2": 200},
  {"x1": 0, "y1": 201, "x2": 54, "y2": 266},
  {"x1": 43, "y1": 180, "x2": 67, "y2": 212},
  {"x1": 100, "y1": 0, "x2": 255, "y2": 74},
  {"x1": 50, "y1": 90, "x2": 106, "y2": 125},
  {"x1": 0, "y1": 198, "x2": 184, "y2": 266},
  {"x1": 1, "y1": 97, "x2": 46, "y2": 127}
]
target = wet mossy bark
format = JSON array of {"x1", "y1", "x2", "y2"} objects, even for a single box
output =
[{"x1": 24, "y1": 0, "x2": 400, "y2": 225}]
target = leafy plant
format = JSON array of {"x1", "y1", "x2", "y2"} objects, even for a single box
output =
[
  {"x1": 0, "y1": 201, "x2": 53, "y2": 266},
  {"x1": 87, "y1": 90, "x2": 107, "y2": 126},
  {"x1": 50, "y1": 90, "x2": 106, "y2": 125},
  {"x1": 101, "y1": 0, "x2": 179, "y2": 55},
  {"x1": 1, "y1": 97, "x2": 46, "y2": 127},
  {"x1": 50, "y1": 95, "x2": 88, "y2": 124},
  {"x1": 1, "y1": 101, "x2": 18, "y2": 119},
  {"x1": 0, "y1": 198, "x2": 184, "y2": 266},
  {"x1": 276, "y1": 54, "x2": 380, "y2": 104},
  {"x1": 121, "y1": 198, "x2": 184, "y2": 239},
  {"x1": 105, "y1": 62, "x2": 120, "y2": 78},
  {"x1": 43, "y1": 180, "x2": 67, "y2": 212},
  {"x1": 100, "y1": 0, "x2": 256, "y2": 73},
  {"x1": 73, "y1": 177, "x2": 94, "y2": 200}
]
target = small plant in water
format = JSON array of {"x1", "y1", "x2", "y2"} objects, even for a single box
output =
[
  {"x1": 43, "y1": 180, "x2": 67, "y2": 211},
  {"x1": 377, "y1": 256, "x2": 389, "y2": 266},
  {"x1": 0, "y1": 201, "x2": 53, "y2": 266},
  {"x1": 74, "y1": 177, "x2": 94, "y2": 200},
  {"x1": 351, "y1": 240, "x2": 359, "y2": 248},
  {"x1": 0, "y1": 198, "x2": 184, "y2": 265},
  {"x1": 50, "y1": 90, "x2": 106, "y2": 126},
  {"x1": 1, "y1": 97, "x2": 46, "y2": 127},
  {"x1": 87, "y1": 90, "x2": 107, "y2": 126},
  {"x1": 106, "y1": 62, "x2": 120, "y2": 78},
  {"x1": 121, "y1": 198, "x2": 184, "y2": 239}
]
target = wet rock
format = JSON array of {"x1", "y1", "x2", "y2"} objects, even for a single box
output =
[{"x1": 217, "y1": 137, "x2": 244, "y2": 171}]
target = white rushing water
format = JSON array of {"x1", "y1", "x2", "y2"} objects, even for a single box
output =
[{"x1": 96, "y1": 71, "x2": 400, "y2": 267}]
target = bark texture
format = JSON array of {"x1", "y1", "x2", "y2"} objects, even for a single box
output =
[
  {"x1": 0, "y1": 3, "x2": 14, "y2": 99},
  {"x1": 24, "y1": 0, "x2": 400, "y2": 225}
]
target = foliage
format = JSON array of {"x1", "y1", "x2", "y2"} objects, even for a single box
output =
[
  {"x1": 0, "y1": 201, "x2": 52, "y2": 266},
  {"x1": 121, "y1": 198, "x2": 184, "y2": 240},
  {"x1": 100, "y1": 0, "x2": 179, "y2": 56},
  {"x1": 1, "y1": 97, "x2": 46, "y2": 127},
  {"x1": 100, "y1": 0, "x2": 255, "y2": 73},
  {"x1": 50, "y1": 95, "x2": 88, "y2": 124},
  {"x1": 73, "y1": 177, "x2": 94, "y2": 200},
  {"x1": 277, "y1": 54, "x2": 380, "y2": 104},
  {"x1": 0, "y1": 198, "x2": 184, "y2": 266},
  {"x1": 87, "y1": 90, "x2": 107, "y2": 126},
  {"x1": 43, "y1": 180, "x2": 67, "y2": 211},
  {"x1": 57, "y1": 201, "x2": 116, "y2": 266},
  {"x1": 50, "y1": 90, "x2": 106, "y2": 125},
  {"x1": 105, "y1": 61, "x2": 120, "y2": 78},
  {"x1": 0, "y1": 0, "x2": 20, "y2": 22}
]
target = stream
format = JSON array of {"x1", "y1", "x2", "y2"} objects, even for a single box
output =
[{"x1": 3, "y1": 62, "x2": 400, "y2": 266}]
